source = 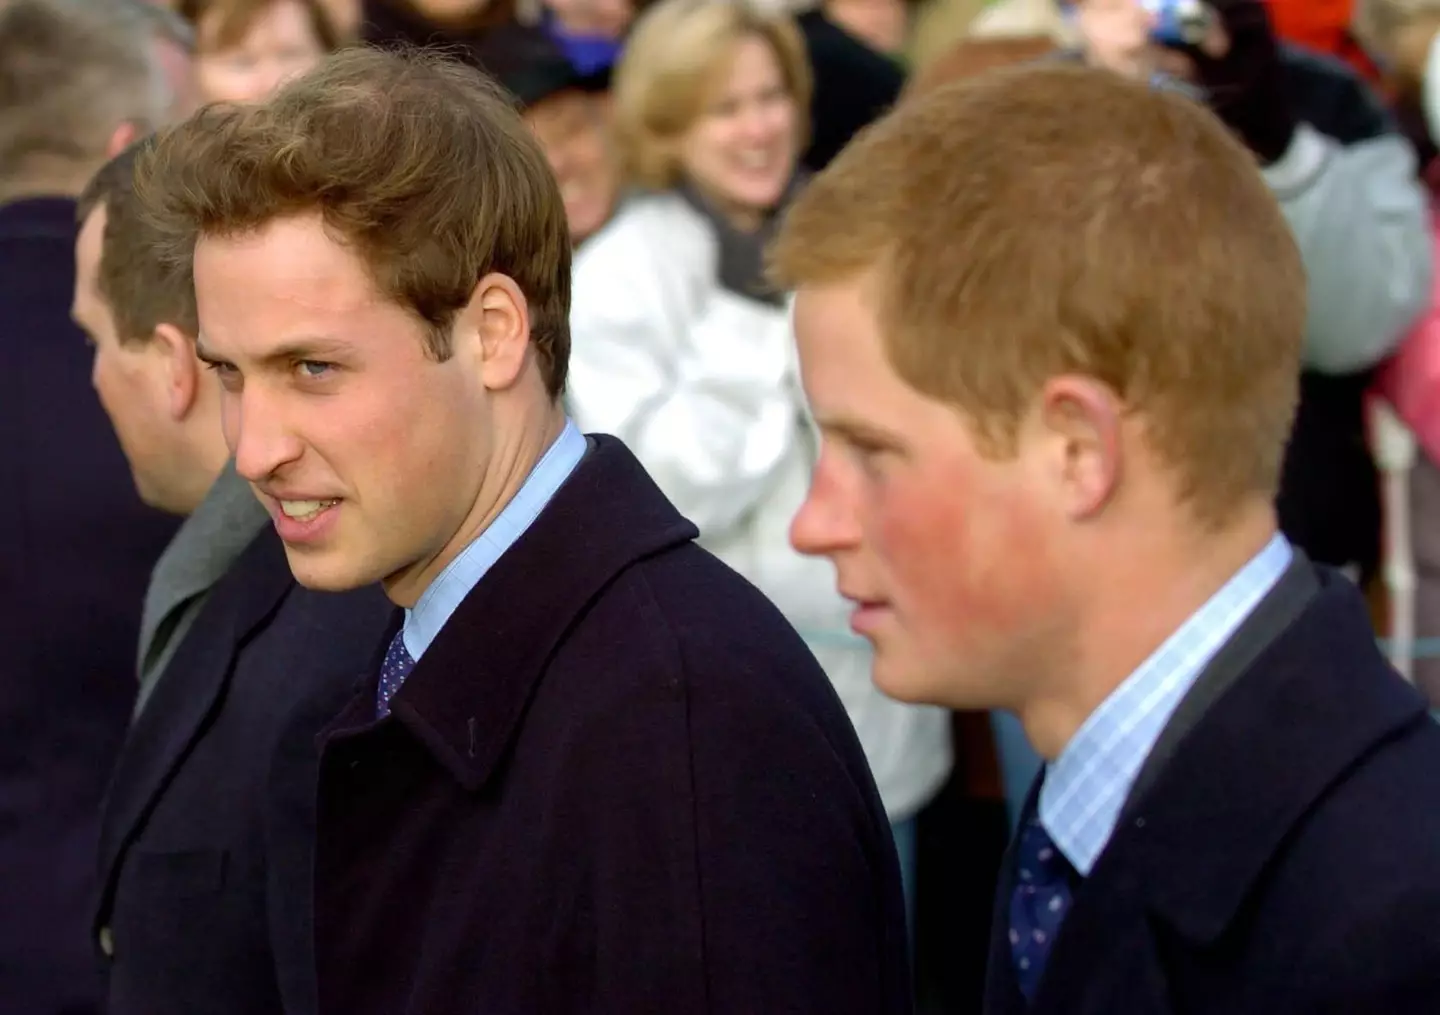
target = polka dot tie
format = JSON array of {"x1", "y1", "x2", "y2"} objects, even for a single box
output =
[
  {"x1": 376, "y1": 630, "x2": 416, "y2": 719},
  {"x1": 1009, "y1": 817, "x2": 1078, "y2": 1003}
]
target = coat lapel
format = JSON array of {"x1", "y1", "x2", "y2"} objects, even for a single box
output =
[
  {"x1": 1014, "y1": 567, "x2": 1428, "y2": 1014},
  {"x1": 336, "y1": 435, "x2": 699, "y2": 790},
  {"x1": 135, "y1": 465, "x2": 270, "y2": 690},
  {"x1": 96, "y1": 530, "x2": 294, "y2": 917}
]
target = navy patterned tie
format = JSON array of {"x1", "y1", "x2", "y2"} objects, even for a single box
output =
[
  {"x1": 1009, "y1": 817, "x2": 1078, "y2": 1003},
  {"x1": 376, "y1": 630, "x2": 416, "y2": 719}
]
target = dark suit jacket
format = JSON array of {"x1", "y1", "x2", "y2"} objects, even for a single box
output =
[
  {"x1": 95, "y1": 529, "x2": 393, "y2": 1015},
  {"x1": 0, "y1": 196, "x2": 178, "y2": 1015},
  {"x1": 313, "y1": 435, "x2": 912, "y2": 1015},
  {"x1": 984, "y1": 560, "x2": 1440, "y2": 1014}
]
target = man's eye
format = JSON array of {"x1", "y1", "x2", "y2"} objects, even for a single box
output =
[
  {"x1": 297, "y1": 360, "x2": 332, "y2": 379},
  {"x1": 203, "y1": 360, "x2": 242, "y2": 391}
]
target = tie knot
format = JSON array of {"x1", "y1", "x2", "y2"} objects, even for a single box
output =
[
  {"x1": 377, "y1": 630, "x2": 417, "y2": 718},
  {"x1": 384, "y1": 630, "x2": 416, "y2": 676},
  {"x1": 1017, "y1": 818, "x2": 1072, "y2": 886}
]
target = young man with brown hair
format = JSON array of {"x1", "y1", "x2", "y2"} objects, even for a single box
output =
[
  {"x1": 773, "y1": 62, "x2": 1440, "y2": 1013},
  {"x1": 136, "y1": 46, "x2": 910, "y2": 1015},
  {"x1": 74, "y1": 139, "x2": 393, "y2": 1015}
]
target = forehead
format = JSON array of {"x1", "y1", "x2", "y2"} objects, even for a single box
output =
[
  {"x1": 793, "y1": 280, "x2": 891, "y2": 389},
  {"x1": 192, "y1": 213, "x2": 401, "y2": 352},
  {"x1": 792, "y1": 278, "x2": 964, "y2": 433},
  {"x1": 723, "y1": 34, "x2": 782, "y2": 85},
  {"x1": 526, "y1": 90, "x2": 594, "y2": 133}
]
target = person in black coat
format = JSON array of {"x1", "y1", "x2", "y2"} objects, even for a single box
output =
[
  {"x1": 75, "y1": 140, "x2": 394, "y2": 1015},
  {"x1": 771, "y1": 60, "x2": 1440, "y2": 1014},
  {"x1": 0, "y1": 3, "x2": 189, "y2": 1011},
  {"x1": 133, "y1": 46, "x2": 913, "y2": 1014}
]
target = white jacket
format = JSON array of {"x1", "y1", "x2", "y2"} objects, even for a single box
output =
[{"x1": 568, "y1": 192, "x2": 954, "y2": 821}]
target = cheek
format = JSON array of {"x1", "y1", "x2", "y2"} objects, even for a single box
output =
[
  {"x1": 218, "y1": 392, "x2": 242, "y2": 451},
  {"x1": 356, "y1": 368, "x2": 481, "y2": 492},
  {"x1": 93, "y1": 355, "x2": 130, "y2": 416},
  {"x1": 873, "y1": 473, "x2": 1048, "y2": 640},
  {"x1": 684, "y1": 130, "x2": 726, "y2": 179}
]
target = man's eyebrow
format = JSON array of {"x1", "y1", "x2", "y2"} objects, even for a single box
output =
[
  {"x1": 194, "y1": 336, "x2": 355, "y2": 366},
  {"x1": 817, "y1": 415, "x2": 905, "y2": 448}
]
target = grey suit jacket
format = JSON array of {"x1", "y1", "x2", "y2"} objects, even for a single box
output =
[{"x1": 135, "y1": 462, "x2": 269, "y2": 715}]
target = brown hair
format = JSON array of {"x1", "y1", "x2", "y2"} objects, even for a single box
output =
[
  {"x1": 134, "y1": 45, "x2": 573, "y2": 397},
  {"x1": 611, "y1": 0, "x2": 812, "y2": 191},
  {"x1": 178, "y1": 0, "x2": 340, "y2": 54},
  {"x1": 77, "y1": 136, "x2": 199, "y2": 344},
  {"x1": 770, "y1": 63, "x2": 1306, "y2": 528}
]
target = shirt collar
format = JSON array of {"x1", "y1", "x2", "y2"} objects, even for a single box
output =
[
  {"x1": 402, "y1": 419, "x2": 587, "y2": 660},
  {"x1": 1039, "y1": 533, "x2": 1294, "y2": 874}
]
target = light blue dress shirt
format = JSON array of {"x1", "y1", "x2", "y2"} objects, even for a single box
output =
[
  {"x1": 400, "y1": 420, "x2": 587, "y2": 661},
  {"x1": 1039, "y1": 533, "x2": 1294, "y2": 875}
]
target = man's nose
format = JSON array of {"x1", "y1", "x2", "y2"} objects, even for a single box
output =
[
  {"x1": 229, "y1": 387, "x2": 304, "y2": 483},
  {"x1": 790, "y1": 461, "x2": 859, "y2": 558}
]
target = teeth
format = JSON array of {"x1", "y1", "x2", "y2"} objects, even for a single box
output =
[{"x1": 279, "y1": 499, "x2": 336, "y2": 520}]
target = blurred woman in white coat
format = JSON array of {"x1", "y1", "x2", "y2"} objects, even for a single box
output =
[{"x1": 566, "y1": 0, "x2": 953, "y2": 918}]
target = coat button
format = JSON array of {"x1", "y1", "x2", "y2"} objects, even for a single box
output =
[{"x1": 98, "y1": 926, "x2": 114, "y2": 958}]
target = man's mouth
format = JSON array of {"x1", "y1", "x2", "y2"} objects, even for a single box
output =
[{"x1": 278, "y1": 499, "x2": 339, "y2": 522}]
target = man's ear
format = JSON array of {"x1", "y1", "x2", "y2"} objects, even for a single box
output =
[
  {"x1": 151, "y1": 323, "x2": 202, "y2": 421},
  {"x1": 462, "y1": 272, "x2": 533, "y2": 393},
  {"x1": 1034, "y1": 374, "x2": 1125, "y2": 521},
  {"x1": 106, "y1": 121, "x2": 139, "y2": 159}
]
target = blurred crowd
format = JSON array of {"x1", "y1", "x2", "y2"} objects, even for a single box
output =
[{"x1": 5, "y1": 0, "x2": 1440, "y2": 1012}]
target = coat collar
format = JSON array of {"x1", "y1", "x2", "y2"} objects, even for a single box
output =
[
  {"x1": 136, "y1": 463, "x2": 271, "y2": 695},
  {"x1": 96, "y1": 529, "x2": 295, "y2": 919},
  {"x1": 323, "y1": 434, "x2": 698, "y2": 791},
  {"x1": 1101, "y1": 568, "x2": 1429, "y2": 944}
]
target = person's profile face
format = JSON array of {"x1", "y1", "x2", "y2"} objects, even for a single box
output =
[
  {"x1": 678, "y1": 33, "x2": 799, "y2": 227},
  {"x1": 525, "y1": 90, "x2": 618, "y2": 245},
  {"x1": 192, "y1": 212, "x2": 496, "y2": 601},
  {"x1": 71, "y1": 205, "x2": 177, "y2": 511},
  {"x1": 787, "y1": 274, "x2": 1066, "y2": 712},
  {"x1": 196, "y1": 0, "x2": 327, "y2": 105}
]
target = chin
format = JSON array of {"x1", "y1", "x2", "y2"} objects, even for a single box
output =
[
  {"x1": 872, "y1": 653, "x2": 986, "y2": 711},
  {"x1": 281, "y1": 546, "x2": 376, "y2": 593},
  {"x1": 735, "y1": 182, "x2": 787, "y2": 214},
  {"x1": 870, "y1": 656, "x2": 939, "y2": 706},
  {"x1": 568, "y1": 199, "x2": 611, "y2": 245}
]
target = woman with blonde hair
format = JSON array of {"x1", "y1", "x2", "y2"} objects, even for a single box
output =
[{"x1": 567, "y1": 0, "x2": 954, "y2": 920}]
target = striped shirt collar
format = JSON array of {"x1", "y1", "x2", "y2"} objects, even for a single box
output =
[{"x1": 1038, "y1": 533, "x2": 1293, "y2": 875}]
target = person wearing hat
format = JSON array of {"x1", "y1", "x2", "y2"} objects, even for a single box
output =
[{"x1": 493, "y1": 34, "x2": 622, "y2": 246}]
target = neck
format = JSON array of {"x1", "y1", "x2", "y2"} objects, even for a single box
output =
[
  {"x1": 384, "y1": 400, "x2": 568, "y2": 608},
  {"x1": 1019, "y1": 498, "x2": 1278, "y2": 760},
  {"x1": 171, "y1": 417, "x2": 235, "y2": 516}
]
